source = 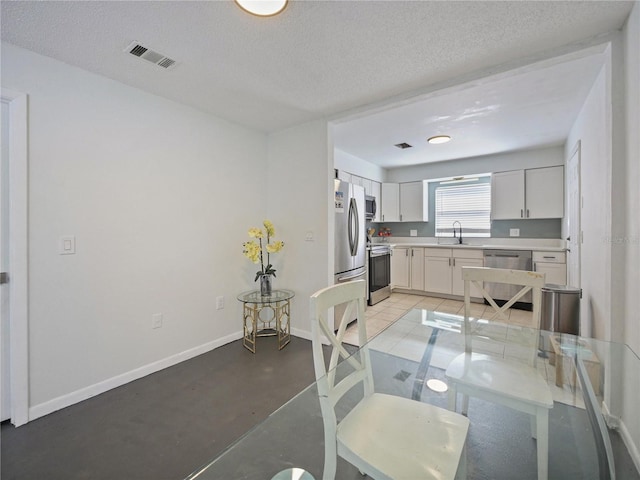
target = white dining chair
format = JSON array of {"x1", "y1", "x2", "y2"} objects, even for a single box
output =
[
  {"x1": 445, "y1": 267, "x2": 553, "y2": 480},
  {"x1": 310, "y1": 280, "x2": 469, "y2": 480}
]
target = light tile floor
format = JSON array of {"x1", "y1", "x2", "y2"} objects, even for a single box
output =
[{"x1": 344, "y1": 292, "x2": 587, "y2": 408}]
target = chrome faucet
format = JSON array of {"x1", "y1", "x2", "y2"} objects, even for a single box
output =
[{"x1": 452, "y1": 221, "x2": 463, "y2": 244}]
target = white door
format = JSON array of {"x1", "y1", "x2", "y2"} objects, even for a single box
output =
[
  {"x1": 1, "y1": 100, "x2": 10, "y2": 421},
  {"x1": 567, "y1": 143, "x2": 581, "y2": 288}
]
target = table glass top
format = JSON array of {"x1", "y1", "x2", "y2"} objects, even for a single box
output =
[
  {"x1": 186, "y1": 307, "x2": 640, "y2": 480},
  {"x1": 237, "y1": 289, "x2": 295, "y2": 303}
]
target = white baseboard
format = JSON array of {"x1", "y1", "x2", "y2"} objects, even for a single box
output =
[
  {"x1": 618, "y1": 417, "x2": 640, "y2": 474},
  {"x1": 291, "y1": 327, "x2": 312, "y2": 341},
  {"x1": 28, "y1": 331, "x2": 243, "y2": 422},
  {"x1": 603, "y1": 401, "x2": 640, "y2": 474}
]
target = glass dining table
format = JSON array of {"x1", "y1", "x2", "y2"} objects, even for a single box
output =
[{"x1": 185, "y1": 308, "x2": 640, "y2": 480}]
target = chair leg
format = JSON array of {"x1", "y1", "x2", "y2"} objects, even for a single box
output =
[
  {"x1": 455, "y1": 443, "x2": 468, "y2": 480},
  {"x1": 448, "y1": 385, "x2": 457, "y2": 412},
  {"x1": 322, "y1": 432, "x2": 337, "y2": 480},
  {"x1": 536, "y1": 409, "x2": 549, "y2": 480},
  {"x1": 461, "y1": 394, "x2": 469, "y2": 416}
]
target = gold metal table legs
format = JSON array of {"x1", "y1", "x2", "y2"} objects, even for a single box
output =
[{"x1": 242, "y1": 298, "x2": 291, "y2": 353}]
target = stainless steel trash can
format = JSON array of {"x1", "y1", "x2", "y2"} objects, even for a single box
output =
[{"x1": 541, "y1": 284, "x2": 581, "y2": 335}]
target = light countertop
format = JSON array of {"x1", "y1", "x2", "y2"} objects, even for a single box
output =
[{"x1": 371, "y1": 237, "x2": 566, "y2": 252}]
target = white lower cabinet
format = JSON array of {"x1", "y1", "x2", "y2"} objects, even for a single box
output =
[
  {"x1": 424, "y1": 248, "x2": 484, "y2": 298},
  {"x1": 391, "y1": 247, "x2": 424, "y2": 290},
  {"x1": 533, "y1": 251, "x2": 567, "y2": 285}
]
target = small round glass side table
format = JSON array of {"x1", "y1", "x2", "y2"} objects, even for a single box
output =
[{"x1": 237, "y1": 289, "x2": 294, "y2": 353}]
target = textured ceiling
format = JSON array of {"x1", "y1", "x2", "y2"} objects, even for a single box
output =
[{"x1": 1, "y1": 0, "x2": 635, "y2": 166}]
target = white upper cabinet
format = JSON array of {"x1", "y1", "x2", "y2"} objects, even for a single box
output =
[
  {"x1": 492, "y1": 166, "x2": 564, "y2": 220},
  {"x1": 525, "y1": 166, "x2": 564, "y2": 218},
  {"x1": 381, "y1": 183, "x2": 400, "y2": 222},
  {"x1": 491, "y1": 170, "x2": 525, "y2": 220},
  {"x1": 399, "y1": 181, "x2": 429, "y2": 222}
]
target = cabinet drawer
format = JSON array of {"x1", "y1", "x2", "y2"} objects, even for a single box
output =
[
  {"x1": 533, "y1": 251, "x2": 566, "y2": 263},
  {"x1": 424, "y1": 248, "x2": 451, "y2": 258},
  {"x1": 452, "y1": 248, "x2": 484, "y2": 260}
]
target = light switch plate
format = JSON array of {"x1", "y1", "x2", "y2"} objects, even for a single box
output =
[
  {"x1": 509, "y1": 228, "x2": 520, "y2": 237},
  {"x1": 59, "y1": 236, "x2": 76, "y2": 255}
]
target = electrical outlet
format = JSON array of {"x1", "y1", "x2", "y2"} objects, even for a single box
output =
[
  {"x1": 410, "y1": 229, "x2": 417, "y2": 237},
  {"x1": 216, "y1": 296, "x2": 224, "y2": 310},
  {"x1": 152, "y1": 313, "x2": 163, "y2": 329},
  {"x1": 510, "y1": 228, "x2": 520, "y2": 237},
  {"x1": 305, "y1": 231, "x2": 314, "y2": 242}
]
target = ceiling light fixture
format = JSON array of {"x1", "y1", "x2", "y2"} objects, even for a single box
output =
[
  {"x1": 440, "y1": 176, "x2": 479, "y2": 185},
  {"x1": 235, "y1": 0, "x2": 288, "y2": 17},
  {"x1": 428, "y1": 135, "x2": 452, "y2": 144},
  {"x1": 426, "y1": 379, "x2": 449, "y2": 393}
]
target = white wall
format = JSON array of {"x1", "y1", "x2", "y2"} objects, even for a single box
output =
[
  {"x1": 385, "y1": 146, "x2": 564, "y2": 182},
  {"x1": 334, "y1": 148, "x2": 385, "y2": 183},
  {"x1": 267, "y1": 120, "x2": 331, "y2": 337},
  {"x1": 621, "y1": 1, "x2": 640, "y2": 470},
  {"x1": 622, "y1": 0, "x2": 640, "y2": 368},
  {"x1": 565, "y1": 65, "x2": 612, "y2": 341},
  {"x1": 2, "y1": 44, "x2": 268, "y2": 418}
]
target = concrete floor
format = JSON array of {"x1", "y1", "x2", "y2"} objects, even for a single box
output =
[{"x1": 1, "y1": 336, "x2": 318, "y2": 480}]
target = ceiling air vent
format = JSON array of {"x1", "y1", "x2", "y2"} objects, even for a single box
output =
[
  {"x1": 394, "y1": 142, "x2": 413, "y2": 149},
  {"x1": 124, "y1": 41, "x2": 177, "y2": 70}
]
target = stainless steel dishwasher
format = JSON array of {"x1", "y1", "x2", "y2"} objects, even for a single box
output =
[{"x1": 483, "y1": 249, "x2": 533, "y2": 309}]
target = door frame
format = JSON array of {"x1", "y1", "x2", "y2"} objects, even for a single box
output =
[
  {"x1": 1, "y1": 88, "x2": 29, "y2": 426},
  {"x1": 567, "y1": 140, "x2": 582, "y2": 290}
]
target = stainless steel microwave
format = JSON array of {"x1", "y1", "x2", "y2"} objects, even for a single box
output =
[{"x1": 365, "y1": 195, "x2": 376, "y2": 220}]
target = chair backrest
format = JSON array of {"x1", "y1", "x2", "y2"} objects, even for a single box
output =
[
  {"x1": 309, "y1": 280, "x2": 373, "y2": 425},
  {"x1": 462, "y1": 267, "x2": 546, "y2": 366}
]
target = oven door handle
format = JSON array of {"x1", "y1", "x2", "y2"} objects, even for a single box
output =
[{"x1": 370, "y1": 252, "x2": 390, "y2": 258}]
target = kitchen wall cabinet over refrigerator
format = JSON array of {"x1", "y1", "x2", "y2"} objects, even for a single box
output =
[{"x1": 491, "y1": 166, "x2": 564, "y2": 219}]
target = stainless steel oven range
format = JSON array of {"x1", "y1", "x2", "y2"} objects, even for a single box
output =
[{"x1": 367, "y1": 244, "x2": 391, "y2": 305}]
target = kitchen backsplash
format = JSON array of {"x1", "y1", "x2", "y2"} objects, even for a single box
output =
[{"x1": 369, "y1": 218, "x2": 561, "y2": 239}]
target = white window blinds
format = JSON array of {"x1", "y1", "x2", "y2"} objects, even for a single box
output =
[{"x1": 435, "y1": 183, "x2": 491, "y2": 237}]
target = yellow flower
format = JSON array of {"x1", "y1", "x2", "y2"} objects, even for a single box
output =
[
  {"x1": 263, "y1": 220, "x2": 275, "y2": 237},
  {"x1": 242, "y1": 241, "x2": 261, "y2": 263},
  {"x1": 248, "y1": 227, "x2": 263, "y2": 238},
  {"x1": 266, "y1": 241, "x2": 284, "y2": 253}
]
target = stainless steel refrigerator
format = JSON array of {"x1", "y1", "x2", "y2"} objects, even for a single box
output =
[{"x1": 334, "y1": 180, "x2": 366, "y2": 330}]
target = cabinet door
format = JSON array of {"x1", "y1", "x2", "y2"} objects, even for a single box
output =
[
  {"x1": 370, "y1": 181, "x2": 382, "y2": 222},
  {"x1": 410, "y1": 248, "x2": 424, "y2": 291},
  {"x1": 391, "y1": 247, "x2": 410, "y2": 288},
  {"x1": 381, "y1": 183, "x2": 400, "y2": 222},
  {"x1": 491, "y1": 170, "x2": 525, "y2": 220},
  {"x1": 425, "y1": 256, "x2": 452, "y2": 294},
  {"x1": 452, "y1": 258, "x2": 485, "y2": 297},
  {"x1": 337, "y1": 170, "x2": 351, "y2": 182},
  {"x1": 399, "y1": 181, "x2": 425, "y2": 222},
  {"x1": 525, "y1": 166, "x2": 564, "y2": 218},
  {"x1": 361, "y1": 178, "x2": 372, "y2": 195},
  {"x1": 534, "y1": 262, "x2": 566, "y2": 285}
]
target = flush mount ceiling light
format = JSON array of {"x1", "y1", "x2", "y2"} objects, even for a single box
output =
[
  {"x1": 235, "y1": 0, "x2": 288, "y2": 16},
  {"x1": 428, "y1": 135, "x2": 452, "y2": 144}
]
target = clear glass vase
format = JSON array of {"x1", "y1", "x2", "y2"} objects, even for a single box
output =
[{"x1": 260, "y1": 274, "x2": 272, "y2": 296}]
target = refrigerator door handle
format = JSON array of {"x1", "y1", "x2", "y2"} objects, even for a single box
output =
[{"x1": 348, "y1": 197, "x2": 359, "y2": 256}]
